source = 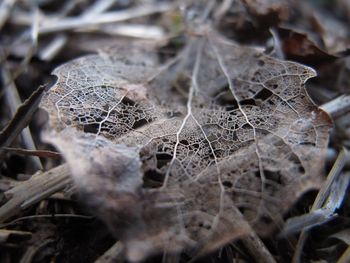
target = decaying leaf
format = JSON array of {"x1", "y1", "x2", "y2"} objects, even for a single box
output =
[
  {"x1": 40, "y1": 28, "x2": 332, "y2": 260},
  {"x1": 277, "y1": 27, "x2": 338, "y2": 66}
]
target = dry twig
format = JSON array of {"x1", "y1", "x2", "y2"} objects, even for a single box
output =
[{"x1": 0, "y1": 164, "x2": 71, "y2": 223}]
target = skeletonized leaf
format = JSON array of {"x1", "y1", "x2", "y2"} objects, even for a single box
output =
[{"x1": 41, "y1": 29, "x2": 332, "y2": 260}]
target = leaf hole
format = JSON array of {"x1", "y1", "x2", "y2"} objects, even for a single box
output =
[
  {"x1": 225, "y1": 105, "x2": 238, "y2": 111},
  {"x1": 240, "y1": 99, "x2": 256, "y2": 106},
  {"x1": 298, "y1": 165, "x2": 305, "y2": 174},
  {"x1": 156, "y1": 153, "x2": 172, "y2": 169},
  {"x1": 222, "y1": 181, "x2": 233, "y2": 188},
  {"x1": 214, "y1": 90, "x2": 239, "y2": 109},
  {"x1": 299, "y1": 141, "x2": 316, "y2": 147},
  {"x1": 121, "y1": 96, "x2": 135, "y2": 106},
  {"x1": 264, "y1": 170, "x2": 282, "y2": 184},
  {"x1": 257, "y1": 60, "x2": 265, "y2": 66},
  {"x1": 165, "y1": 111, "x2": 183, "y2": 118},
  {"x1": 238, "y1": 206, "x2": 245, "y2": 214},
  {"x1": 132, "y1": 118, "x2": 149, "y2": 129},
  {"x1": 254, "y1": 88, "x2": 273, "y2": 101},
  {"x1": 260, "y1": 215, "x2": 272, "y2": 224},
  {"x1": 254, "y1": 170, "x2": 261, "y2": 178},
  {"x1": 205, "y1": 225, "x2": 211, "y2": 230},
  {"x1": 172, "y1": 74, "x2": 191, "y2": 96},
  {"x1": 144, "y1": 169, "x2": 164, "y2": 185},
  {"x1": 83, "y1": 123, "x2": 100, "y2": 134},
  {"x1": 192, "y1": 143, "x2": 200, "y2": 149},
  {"x1": 242, "y1": 123, "x2": 252, "y2": 130},
  {"x1": 180, "y1": 140, "x2": 189, "y2": 146}
]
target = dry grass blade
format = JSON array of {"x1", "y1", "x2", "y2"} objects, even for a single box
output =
[
  {"x1": 292, "y1": 147, "x2": 348, "y2": 263},
  {"x1": 0, "y1": 83, "x2": 45, "y2": 170},
  {"x1": 1, "y1": 79, "x2": 42, "y2": 170},
  {"x1": 310, "y1": 148, "x2": 348, "y2": 212},
  {"x1": 0, "y1": 164, "x2": 71, "y2": 223},
  {"x1": 281, "y1": 171, "x2": 350, "y2": 236},
  {"x1": 38, "y1": 0, "x2": 116, "y2": 61},
  {"x1": 281, "y1": 209, "x2": 336, "y2": 237},
  {"x1": 37, "y1": 3, "x2": 175, "y2": 34},
  {"x1": 0, "y1": 0, "x2": 18, "y2": 30},
  {"x1": 323, "y1": 171, "x2": 350, "y2": 211},
  {"x1": 0, "y1": 85, "x2": 45, "y2": 149},
  {"x1": 0, "y1": 17, "x2": 41, "y2": 169}
]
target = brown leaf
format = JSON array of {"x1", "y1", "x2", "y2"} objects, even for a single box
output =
[
  {"x1": 40, "y1": 29, "x2": 332, "y2": 260},
  {"x1": 278, "y1": 27, "x2": 338, "y2": 66},
  {"x1": 216, "y1": 0, "x2": 290, "y2": 43}
]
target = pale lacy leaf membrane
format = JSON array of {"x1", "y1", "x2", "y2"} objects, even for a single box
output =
[{"x1": 41, "y1": 30, "x2": 332, "y2": 260}]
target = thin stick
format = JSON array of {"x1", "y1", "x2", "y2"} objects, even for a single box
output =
[
  {"x1": 241, "y1": 232, "x2": 277, "y2": 263},
  {"x1": 37, "y1": 3, "x2": 175, "y2": 34},
  {"x1": 0, "y1": 164, "x2": 71, "y2": 223},
  {"x1": 0, "y1": 85, "x2": 45, "y2": 153},
  {"x1": 0, "y1": 10, "x2": 41, "y2": 170},
  {"x1": 97, "y1": 23, "x2": 165, "y2": 39},
  {"x1": 320, "y1": 95, "x2": 350, "y2": 119},
  {"x1": 0, "y1": 229, "x2": 32, "y2": 243},
  {"x1": 94, "y1": 241, "x2": 124, "y2": 263},
  {"x1": 38, "y1": 0, "x2": 116, "y2": 61},
  {"x1": 20, "y1": 239, "x2": 54, "y2": 263},
  {"x1": 1, "y1": 65, "x2": 42, "y2": 170}
]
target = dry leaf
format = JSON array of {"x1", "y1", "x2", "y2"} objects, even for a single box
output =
[
  {"x1": 277, "y1": 27, "x2": 338, "y2": 66},
  {"x1": 41, "y1": 29, "x2": 332, "y2": 260}
]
